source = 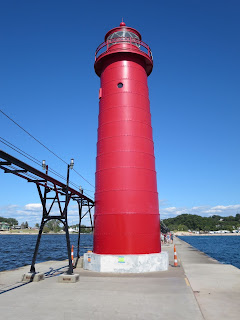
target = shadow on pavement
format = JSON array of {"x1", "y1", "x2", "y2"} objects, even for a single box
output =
[{"x1": 0, "y1": 265, "x2": 68, "y2": 295}]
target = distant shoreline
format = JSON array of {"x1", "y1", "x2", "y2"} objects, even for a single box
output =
[
  {"x1": 0, "y1": 231, "x2": 239, "y2": 236},
  {"x1": 175, "y1": 232, "x2": 240, "y2": 236},
  {"x1": 0, "y1": 231, "x2": 92, "y2": 235}
]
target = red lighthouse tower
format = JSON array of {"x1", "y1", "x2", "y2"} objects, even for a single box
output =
[{"x1": 84, "y1": 21, "x2": 168, "y2": 272}]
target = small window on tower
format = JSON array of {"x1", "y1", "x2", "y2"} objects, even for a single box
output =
[
  {"x1": 99, "y1": 88, "x2": 102, "y2": 99},
  {"x1": 117, "y1": 83, "x2": 123, "y2": 88}
]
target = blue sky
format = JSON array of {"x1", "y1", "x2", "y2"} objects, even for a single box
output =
[{"x1": 0, "y1": 0, "x2": 239, "y2": 226}]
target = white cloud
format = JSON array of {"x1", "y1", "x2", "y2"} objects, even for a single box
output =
[
  {"x1": 162, "y1": 207, "x2": 177, "y2": 212},
  {"x1": 0, "y1": 202, "x2": 94, "y2": 226},
  {"x1": 204, "y1": 204, "x2": 240, "y2": 214},
  {"x1": 24, "y1": 203, "x2": 42, "y2": 210},
  {"x1": 7, "y1": 204, "x2": 18, "y2": 208},
  {"x1": 1, "y1": 200, "x2": 239, "y2": 226},
  {"x1": 158, "y1": 199, "x2": 168, "y2": 206},
  {"x1": 159, "y1": 203, "x2": 240, "y2": 219}
]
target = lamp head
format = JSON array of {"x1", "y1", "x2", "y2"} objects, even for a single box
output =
[
  {"x1": 70, "y1": 158, "x2": 74, "y2": 169},
  {"x1": 42, "y1": 160, "x2": 46, "y2": 171}
]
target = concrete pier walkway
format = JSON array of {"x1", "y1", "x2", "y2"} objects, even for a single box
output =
[
  {"x1": 175, "y1": 237, "x2": 240, "y2": 320},
  {"x1": 0, "y1": 238, "x2": 239, "y2": 319}
]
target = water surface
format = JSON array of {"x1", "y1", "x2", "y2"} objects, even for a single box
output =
[
  {"x1": 0, "y1": 234, "x2": 93, "y2": 272},
  {"x1": 179, "y1": 235, "x2": 240, "y2": 269}
]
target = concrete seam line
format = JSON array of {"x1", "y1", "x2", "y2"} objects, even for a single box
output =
[
  {"x1": 184, "y1": 277, "x2": 190, "y2": 287},
  {"x1": 177, "y1": 239, "x2": 206, "y2": 320}
]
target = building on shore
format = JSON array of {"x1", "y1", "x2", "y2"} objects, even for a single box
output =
[{"x1": 0, "y1": 222, "x2": 10, "y2": 231}]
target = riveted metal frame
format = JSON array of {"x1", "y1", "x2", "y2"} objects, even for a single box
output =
[{"x1": 0, "y1": 150, "x2": 95, "y2": 274}]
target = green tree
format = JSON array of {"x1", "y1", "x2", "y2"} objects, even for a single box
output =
[
  {"x1": 44, "y1": 220, "x2": 62, "y2": 233},
  {"x1": 43, "y1": 226, "x2": 50, "y2": 233},
  {"x1": 0, "y1": 217, "x2": 18, "y2": 226},
  {"x1": 163, "y1": 213, "x2": 240, "y2": 232},
  {"x1": 69, "y1": 224, "x2": 93, "y2": 233},
  {"x1": 7, "y1": 218, "x2": 18, "y2": 226},
  {"x1": 80, "y1": 225, "x2": 92, "y2": 233},
  {"x1": 177, "y1": 224, "x2": 188, "y2": 231}
]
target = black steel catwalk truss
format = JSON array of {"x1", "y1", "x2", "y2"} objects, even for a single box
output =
[
  {"x1": 160, "y1": 220, "x2": 169, "y2": 233},
  {"x1": 0, "y1": 150, "x2": 94, "y2": 275}
]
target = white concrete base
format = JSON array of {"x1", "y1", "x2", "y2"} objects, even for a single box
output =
[
  {"x1": 22, "y1": 272, "x2": 44, "y2": 282},
  {"x1": 58, "y1": 273, "x2": 79, "y2": 283},
  {"x1": 83, "y1": 252, "x2": 169, "y2": 273},
  {"x1": 76, "y1": 256, "x2": 84, "y2": 268}
]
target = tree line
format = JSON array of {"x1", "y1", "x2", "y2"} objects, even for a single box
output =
[
  {"x1": 163, "y1": 213, "x2": 240, "y2": 232},
  {"x1": 42, "y1": 221, "x2": 92, "y2": 233},
  {"x1": 0, "y1": 217, "x2": 29, "y2": 229},
  {"x1": 2, "y1": 214, "x2": 240, "y2": 233},
  {"x1": 0, "y1": 216, "x2": 18, "y2": 226},
  {"x1": 0, "y1": 217, "x2": 92, "y2": 233}
]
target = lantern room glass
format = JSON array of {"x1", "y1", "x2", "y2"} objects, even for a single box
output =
[{"x1": 107, "y1": 30, "x2": 140, "y2": 47}]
